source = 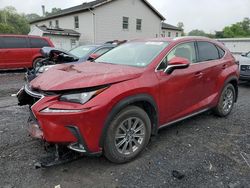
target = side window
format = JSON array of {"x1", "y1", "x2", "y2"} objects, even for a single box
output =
[
  {"x1": 94, "y1": 48, "x2": 112, "y2": 56},
  {"x1": 247, "y1": 52, "x2": 250, "y2": 58},
  {"x1": 158, "y1": 42, "x2": 196, "y2": 70},
  {"x1": 30, "y1": 38, "x2": 50, "y2": 48},
  {"x1": 197, "y1": 42, "x2": 219, "y2": 62},
  {"x1": 1, "y1": 37, "x2": 28, "y2": 48},
  {"x1": 216, "y1": 46, "x2": 225, "y2": 58},
  {"x1": 167, "y1": 42, "x2": 197, "y2": 63}
]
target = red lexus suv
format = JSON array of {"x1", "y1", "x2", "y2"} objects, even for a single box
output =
[{"x1": 18, "y1": 37, "x2": 239, "y2": 163}]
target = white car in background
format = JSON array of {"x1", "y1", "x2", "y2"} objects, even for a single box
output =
[{"x1": 239, "y1": 51, "x2": 250, "y2": 81}]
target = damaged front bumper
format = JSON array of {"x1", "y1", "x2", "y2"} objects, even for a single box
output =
[{"x1": 17, "y1": 85, "x2": 103, "y2": 156}]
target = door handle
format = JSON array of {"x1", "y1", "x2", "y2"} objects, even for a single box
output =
[{"x1": 195, "y1": 72, "x2": 203, "y2": 78}]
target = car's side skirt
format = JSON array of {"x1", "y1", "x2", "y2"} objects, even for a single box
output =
[{"x1": 159, "y1": 108, "x2": 210, "y2": 130}]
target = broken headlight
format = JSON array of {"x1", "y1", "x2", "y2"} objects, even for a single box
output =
[{"x1": 59, "y1": 88, "x2": 107, "y2": 105}]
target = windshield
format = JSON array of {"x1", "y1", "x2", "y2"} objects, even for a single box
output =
[
  {"x1": 95, "y1": 41, "x2": 169, "y2": 67},
  {"x1": 69, "y1": 46, "x2": 96, "y2": 58}
]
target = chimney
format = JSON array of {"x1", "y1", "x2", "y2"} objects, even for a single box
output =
[{"x1": 42, "y1": 5, "x2": 45, "y2": 17}]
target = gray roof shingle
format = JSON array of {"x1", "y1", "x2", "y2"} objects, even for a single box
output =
[
  {"x1": 162, "y1": 23, "x2": 183, "y2": 31},
  {"x1": 37, "y1": 25, "x2": 81, "y2": 37}
]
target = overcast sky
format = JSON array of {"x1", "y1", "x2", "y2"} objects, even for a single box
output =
[{"x1": 0, "y1": 0, "x2": 249, "y2": 33}]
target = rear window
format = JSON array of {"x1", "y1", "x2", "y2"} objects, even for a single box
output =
[
  {"x1": 29, "y1": 38, "x2": 50, "y2": 48},
  {"x1": 0, "y1": 36, "x2": 28, "y2": 49},
  {"x1": 197, "y1": 42, "x2": 220, "y2": 62}
]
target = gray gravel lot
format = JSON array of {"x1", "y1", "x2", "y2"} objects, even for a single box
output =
[{"x1": 0, "y1": 71, "x2": 249, "y2": 188}]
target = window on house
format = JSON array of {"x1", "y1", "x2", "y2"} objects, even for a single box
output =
[
  {"x1": 74, "y1": 16, "x2": 79, "y2": 29},
  {"x1": 49, "y1": 21, "x2": 52, "y2": 28},
  {"x1": 123, "y1": 17, "x2": 129, "y2": 30},
  {"x1": 136, "y1": 19, "x2": 142, "y2": 31},
  {"x1": 168, "y1": 32, "x2": 171, "y2": 37},
  {"x1": 176, "y1": 32, "x2": 179, "y2": 37},
  {"x1": 162, "y1": 31, "x2": 165, "y2": 37},
  {"x1": 55, "y1": 20, "x2": 59, "y2": 28}
]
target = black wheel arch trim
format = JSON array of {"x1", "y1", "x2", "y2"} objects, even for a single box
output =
[
  {"x1": 224, "y1": 76, "x2": 239, "y2": 102},
  {"x1": 99, "y1": 94, "x2": 159, "y2": 148}
]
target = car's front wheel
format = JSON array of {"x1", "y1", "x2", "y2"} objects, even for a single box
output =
[
  {"x1": 214, "y1": 83, "x2": 236, "y2": 117},
  {"x1": 104, "y1": 106, "x2": 151, "y2": 163}
]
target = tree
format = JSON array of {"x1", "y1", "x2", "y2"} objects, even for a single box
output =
[
  {"x1": 177, "y1": 22, "x2": 185, "y2": 36},
  {"x1": 221, "y1": 17, "x2": 250, "y2": 38},
  {"x1": 25, "y1": 13, "x2": 41, "y2": 22},
  {"x1": 188, "y1": 29, "x2": 207, "y2": 36},
  {"x1": 0, "y1": 6, "x2": 30, "y2": 34},
  {"x1": 45, "y1": 8, "x2": 62, "y2": 16}
]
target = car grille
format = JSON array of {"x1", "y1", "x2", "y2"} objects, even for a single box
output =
[{"x1": 241, "y1": 65, "x2": 250, "y2": 72}]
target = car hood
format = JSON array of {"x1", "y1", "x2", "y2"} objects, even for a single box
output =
[{"x1": 30, "y1": 62, "x2": 144, "y2": 91}]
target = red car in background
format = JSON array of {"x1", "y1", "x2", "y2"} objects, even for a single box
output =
[
  {"x1": 0, "y1": 35, "x2": 54, "y2": 69},
  {"x1": 18, "y1": 37, "x2": 239, "y2": 164}
]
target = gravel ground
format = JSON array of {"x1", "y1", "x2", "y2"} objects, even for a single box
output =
[{"x1": 0, "y1": 71, "x2": 249, "y2": 188}]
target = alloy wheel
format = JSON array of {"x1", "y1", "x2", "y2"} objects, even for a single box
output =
[{"x1": 115, "y1": 117, "x2": 146, "y2": 155}]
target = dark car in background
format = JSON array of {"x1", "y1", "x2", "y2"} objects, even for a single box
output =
[{"x1": 0, "y1": 35, "x2": 54, "y2": 69}]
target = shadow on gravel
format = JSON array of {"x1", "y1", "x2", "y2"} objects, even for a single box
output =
[
  {"x1": 238, "y1": 81, "x2": 250, "y2": 88},
  {"x1": 0, "y1": 69, "x2": 26, "y2": 74}
]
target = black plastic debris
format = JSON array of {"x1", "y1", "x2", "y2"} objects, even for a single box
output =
[{"x1": 172, "y1": 170, "x2": 185, "y2": 180}]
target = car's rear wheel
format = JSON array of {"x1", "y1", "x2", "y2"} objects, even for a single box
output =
[
  {"x1": 214, "y1": 83, "x2": 236, "y2": 117},
  {"x1": 104, "y1": 106, "x2": 151, "y2": 163}
]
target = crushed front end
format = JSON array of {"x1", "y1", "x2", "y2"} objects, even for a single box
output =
[{"x1": 17, "y1": 85, "x2": 104, "y2": 166}]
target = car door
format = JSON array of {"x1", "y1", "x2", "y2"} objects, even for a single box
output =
[
  {"x1": 0, "y1": 36, "x2": 30, "y2": 69},
  {"x1": 156, "y1": 42, "x2": 207, "y2": 125},
  {"x1": 196, "y1": 41, "x2": 226, "y2": 105}
]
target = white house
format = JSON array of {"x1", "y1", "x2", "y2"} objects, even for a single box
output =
[
  {"x1": 161, "y1": 23, "x2": 183, "y2": 39},
  {"x1": 29, "y1": 0, "x2": 181, "y2": 50}
]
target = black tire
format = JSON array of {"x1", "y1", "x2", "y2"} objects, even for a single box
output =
[
  {"x1": 214, "y1": 83, "x2": 236, "y2": 117},
  {"x1": 104, "y1": 106, "x2": 151, "y2": 163},
  {"x1": 32, "y1": 58, "x2": 43, "y2": 69}
]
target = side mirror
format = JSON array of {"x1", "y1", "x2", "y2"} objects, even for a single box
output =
[
  {"x1": 165, "y1": 57, "x2": 190, "y2": 74},
  {"x1": 88, "y1": 53, "x2": 100, "y2": 61}
]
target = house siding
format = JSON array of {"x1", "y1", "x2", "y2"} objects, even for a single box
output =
[
  {"x1": 30, "y1": 11, "x2": 94, "y2": 44},
  {"x1": 161, "y1": 28, "x2": 182, "y2": 39},
  {"x1": 94, "y1": 0, "x2": 162, "y2": 43},
  {"x1": 30, "y1": 0, "x2": 163, "y2": 48}
]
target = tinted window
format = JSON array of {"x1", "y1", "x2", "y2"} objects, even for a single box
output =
[
  {"x1": 30, "y1": 38, "x2": 50, "y2": 48},
  {"x1": 0, "y1": 37, "x2": 28, "y2": 48},
  {"x1": 197, "y1": 42, "x2": 219, "y2": 62},
  {"x1": 0, "y1": 38, "x2": 4, "y2": 48}
]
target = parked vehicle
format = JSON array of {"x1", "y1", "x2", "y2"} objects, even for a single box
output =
[
  {"x1": 17, "y1": 37, "x2": 239, "y2": 164},
  {"x1": 26, "y1": 42, "x2": 122, "y2": 81},
  {"x1": 238, "y1": 51, "x2": 250, "y2": 81},
  {"x1": 0, "y1": 35, "x2": 54, "y2": 69}
]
